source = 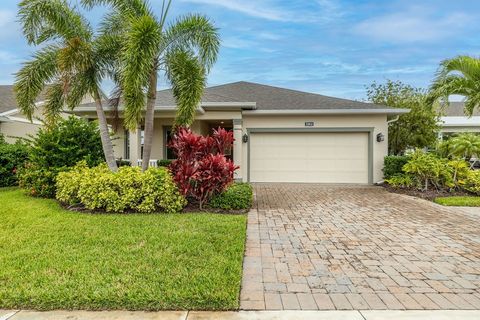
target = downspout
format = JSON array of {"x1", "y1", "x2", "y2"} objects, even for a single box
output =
[{"x1": 387, "y1": 115, "x2": 400, "y2": 125}]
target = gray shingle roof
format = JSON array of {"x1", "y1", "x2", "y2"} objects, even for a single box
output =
[
  {"x1": 154, "y1": 81, "x2": 387, "y2": 110},
  {"x1": 442, "y1": 101, "x2": 480, "y2": 117},
  {"x1": 0, "y1": 86, "x2": 19, "y2": 114},
  {"x1": 0, "y1": 85, "x2": 47, "y2": 114}
]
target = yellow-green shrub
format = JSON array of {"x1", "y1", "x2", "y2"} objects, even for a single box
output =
[
  {"x1": 465, "y1": 170, "x2": 480, "y2": 195},
  {"x1": 56, "y1": 162, "x2": 186, "y2": 213}
]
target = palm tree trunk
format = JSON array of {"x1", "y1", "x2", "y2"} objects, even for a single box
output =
[
  {"x1": 141, "y1": 69, "x2": 158, "y2": 171},
  {"x1": 94, "y1": 90, "x2": 118, "y2": 172}
]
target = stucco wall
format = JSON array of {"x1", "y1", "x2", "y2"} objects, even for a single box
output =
[
  {"x1": 0, "y1": 120, "x2": 40, "y2": 143},
  {"x1": 241, "y1": 114, "x2": 388, "y2": 183}
]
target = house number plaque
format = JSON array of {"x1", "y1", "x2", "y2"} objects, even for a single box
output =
[{"x1": 305, "y1": 122, "x2": 314, "y2": 127}]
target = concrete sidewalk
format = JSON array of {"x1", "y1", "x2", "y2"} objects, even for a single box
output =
[{"x1": 2, "y1": 310, "x2": 480, "y2": 320}]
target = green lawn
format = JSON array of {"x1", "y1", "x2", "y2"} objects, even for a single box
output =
[
  {"x1": 0, "y1": 188, "x2": 246, "y2": 310},
  {"x1": 434, "y1": 196, "x2": 480, "y2": 207}
]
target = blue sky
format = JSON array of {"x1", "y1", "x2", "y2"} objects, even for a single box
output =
[{"x1": 0, "y1": 0, "x2": 479, "y2": 100}]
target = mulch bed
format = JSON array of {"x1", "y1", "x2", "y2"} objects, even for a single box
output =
[{"x1": 382, "y1": 183, "x2": 472, "y2": 201}]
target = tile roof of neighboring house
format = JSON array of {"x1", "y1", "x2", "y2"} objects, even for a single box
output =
[
  {"x1": 441, "y1": 101, "x2": 480, "y2": 117},
  {"x1": 153, "y1": 81, "x2": 388, "y2": 110},
  {"x1": 0, "y1": 85, "x2": 47, "y2": 114}
]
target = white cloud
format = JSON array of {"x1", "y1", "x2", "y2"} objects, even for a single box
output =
[
  {"x1": 353, "y1": 7, "x2": 471, "y2": 43},
  {"x1": 180, "y1": 0, "x2": 345, "y2": 23},
  {"x1": 222, "y1": 36, "x2": 255, "y2": 49}
]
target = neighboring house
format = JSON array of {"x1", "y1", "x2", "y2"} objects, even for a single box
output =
[
  {"x1": 439, "y1": 101, "x2": 480, "y2": 137},
  {"x1": 73, "y1": 81, "x2": 408, "y2": 184},
  {"x1": 0, "y1": 85, "x2": 44, "y2": 143},
  {"x1": 0, "y1": 85, "x2": 95, "y2": 143}
]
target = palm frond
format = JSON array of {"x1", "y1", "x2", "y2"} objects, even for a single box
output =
[
  {"x1": 162, "y1": 14, "x2": 220, "y2": 71},
  {"x1": 42, "y1": 81, "x2": 66, "y2": 126},
  {"x1": 19, "y1": 0, "x2": 92, "y2": 45},
  {"x1": 121, "y1": 14, "x2": 161, "y2": 129},
  {"x1": 165, "y1": 50, "x2": 206, "y2": 128},
  {"x1": 14, "y1": 45, "x2": 60, "y2": 120},
  {"x1": 65, "y1": 71, "x2": 96, "y2": 110},
  {"x1": 81, "y1": 0, "x2": 151, "y2": 17},
  {"x1": 436, "y1": 56, "x2": 480, "y2": 81}
]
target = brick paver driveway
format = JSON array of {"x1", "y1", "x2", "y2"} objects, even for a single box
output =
[{"x1": 240, "y1": 184, "x2": 480, "y2": 310}]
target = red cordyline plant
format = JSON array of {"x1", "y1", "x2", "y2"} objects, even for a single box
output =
[{"x1": 169, "y1": 127, "x2": 238, "y2": 209}]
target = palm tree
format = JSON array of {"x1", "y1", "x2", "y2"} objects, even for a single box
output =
[
  {"x1": 82, "y1": 0, "x2": 220, "y2": 171},
  {"x1": 450, "y1": 133, "x2": 480, "y2": 162},
  {"x1": 15, "y1": 0, "x2": 119, "y2": 171},
  {"x1": 429, "y1": 55, "x2": 480, "y2": 116}
]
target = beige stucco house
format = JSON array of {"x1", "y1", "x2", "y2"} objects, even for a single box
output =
[
  {"x1": 0, "y1": 85, "x2": 95, "y2": 143},
  {"x1": 73, "y1": 81, "x2": 408, "y2": 184},
  {"x1": 439, "y1": 102, "x2": 480, "y2": 137}
]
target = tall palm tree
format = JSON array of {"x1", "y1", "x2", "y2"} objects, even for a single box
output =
[
  {"x1": 429, "y1": 55, "x2": 480, "y2": 116},
  {"x1": 15, "y1": 0, "x2": 119, "y2": 171},
  {"x1": 82, "y1": 0, "x2": 220, "y2": 171}
]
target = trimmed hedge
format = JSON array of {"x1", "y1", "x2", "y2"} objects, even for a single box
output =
[
  {"x1": 0, "y1": 142, "x2": 29, "y2": 187},
  {"x1": 383, "y1": 155, "x2": 409, "y2": 179},
  {"x1": 56, "y1": 162, "x2": 186, "y2": 213},
  {"x1": 209, "y1": 183, "x2": 253, "y2": 210}
]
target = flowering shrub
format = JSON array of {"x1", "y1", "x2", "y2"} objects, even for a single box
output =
[
  {"x1": 169, "y1": 127, "x2": 238, "y2": 208},
  {"x1": 56, "y1": 161, "x2": 186, "y2": 213}
]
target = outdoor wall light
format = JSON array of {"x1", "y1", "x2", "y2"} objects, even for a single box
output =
[
  {"x1": 242, "y1": 134, "x2": 249, "y2": 143},
  {"x1": 376, "y1": 133, "x2": 385, "y2": 142}
]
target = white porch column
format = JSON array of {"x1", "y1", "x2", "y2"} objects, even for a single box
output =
[
  {"x1": 129, "y1": 127, "x2": 142, "y2": 166},
  {"x1": 233, "y1": 119, "x2": 243, "y2": 181}
]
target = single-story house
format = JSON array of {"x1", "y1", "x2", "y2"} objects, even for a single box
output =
[
  {"x1": 0, "y1": 85, "x2": 44, "y2": 143},
  {"x1": 439, "y1": 101, "x2": 480, "y2": 137},
  {"x1": 73, "y1": 81, "x2": 408, "y2": 184},
  {"x1": 0, "y1": 85, "x2": 95, "y2": 143}
]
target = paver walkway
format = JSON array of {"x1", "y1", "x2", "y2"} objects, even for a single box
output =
[{"x1": 241, "y1": 184, "x2": 480, "y2": 310}]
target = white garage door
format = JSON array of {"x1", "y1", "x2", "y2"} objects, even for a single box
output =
[{"x1": 249, "y1": 132, "x2": 369, "y2": 183}]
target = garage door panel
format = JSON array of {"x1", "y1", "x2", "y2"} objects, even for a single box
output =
[{"x1": 249, "y1": 132, "x2": 369, "y2": 183}]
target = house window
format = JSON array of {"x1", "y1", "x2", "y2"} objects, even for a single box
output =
[{"x1": 164, "y1": 127, "x2": 175, "y2": 160}]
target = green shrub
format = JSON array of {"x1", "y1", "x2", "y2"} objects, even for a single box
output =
[
  {"x1": 0, "y1": 142, "x2": 29, "y2": 187},
  {"x1": 29, "y1": 116, "x2": 105, "y2": 168},
  {"x1": 403, "y1": 150, "x2": 452, "y2": 190},
  {"x1": 384, "y1": 174, "x2": 415, "y2": 188},
  {"x1": 157, "y1": 159, "x2": 172, "y2": 167},
  {"x1": 19, "y1": 117, "x2": 105, "y2": 198},
  {"x1": 209, "y1": 183, "x2": 253, "y2": 210},
  {"x1": 56, "y1": 162, "x2": 186, "y2": 213},
  {"x1": 448, "y1": 159, "x2": 470, "y2": 188},
  {"x1": 383, "y1": 155, "x2": 409, "y2": 179},
  {"x1": 464, "y1": 170, "x2": 480, "y2": 195},
  {"x1": 18, "y1": 164, "x2": 65, "y2": 198}
]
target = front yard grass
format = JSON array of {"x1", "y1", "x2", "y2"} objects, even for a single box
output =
[
  {"x1": 434, "y1": 196, "x2": 480, "y2": 207},
  {"x1": 0, "y1": 188, "x2": 246, "y2": 310}
]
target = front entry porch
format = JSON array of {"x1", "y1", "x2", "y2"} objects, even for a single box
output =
[{"x1": 114, "y1": 117, "x2": 244, "y2": 180}]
